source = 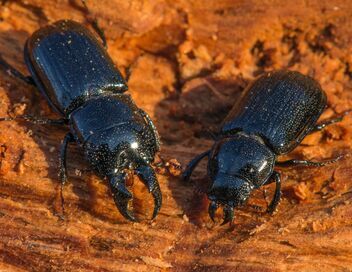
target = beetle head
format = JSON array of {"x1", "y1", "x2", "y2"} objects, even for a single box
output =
[
  {"x1": 83, "y1": 123, "x2": 156, "y2": 176},
  {"x1": 207, "y1": 133, "x2": 275, "y2": 224},
  {"x1": 207, "y1": 173, "x2": 254, "y2": 225},
  {"x1": 208, "y1": 173, "x2": 253, "y2": 206},
  {"x1": 83, "y1": 124, "x2": 161, "y2": 221}
]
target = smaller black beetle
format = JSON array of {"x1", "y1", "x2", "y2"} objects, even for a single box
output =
[
  {"x1": 183, "y1": 70, "x2": 347, "y2": 225},
  {"x1": 0, "y1": 5, "x2": 161, "y2": 221}
]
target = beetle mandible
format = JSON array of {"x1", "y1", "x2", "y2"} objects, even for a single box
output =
[
  {"x1": 0, "y1": 6, "x2": 161, "y2": 222},
  {"x1": 183, "y1": 70, "x2": 347, "y2": 225}
]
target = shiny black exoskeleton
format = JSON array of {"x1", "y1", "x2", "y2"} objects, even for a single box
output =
[
  {"x1": 183, "y1": 70, "x2": 345, "y2": 225},
  {"x1": 0, "y1": 19, "x2": 161, "y2": 222}
]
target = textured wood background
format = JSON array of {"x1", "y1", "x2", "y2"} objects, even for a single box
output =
[{"x1": 0, "y1": 0, "x2": 352, "y2": 271}]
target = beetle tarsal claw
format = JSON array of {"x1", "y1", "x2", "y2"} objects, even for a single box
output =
[
  {"x1": 109, "y1": 174, "x2": 137, "y2": 222},
  {"x1": 135, "y1": 165, "x2": 162, "y2": 219},
  {"x1": 221, "y1": 205, "x2": 234, "y2": 226},
  {"x1": 208, "y1": 201, "x2": 218, "y2": 222}
]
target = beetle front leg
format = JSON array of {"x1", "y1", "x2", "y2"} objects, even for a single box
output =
[
  {"x1": 0, "y1": 55, "x2": 35, "y2": 86},
  {"x1": 266, "y1": 171, "x2": 281, "y2": 214},
  {"x1": 59, "y1": 133, "x2": 74, "y2": 213},
  {"x1": 182, "y1": 150, "x2": 210, "y2": 182}
]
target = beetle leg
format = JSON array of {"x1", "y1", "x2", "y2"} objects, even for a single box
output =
[
  {"x1": 313, "y1": 117, "x2": 343, "y2": 131},
  {"x1": 267, "y1": 171, "x2": 281, "y2": 214},
  {"x1": 125, "y1": 65, "x2": 132, "y2": 83},
  {"x1": 0, "y1": 55, "x2": 35, "y2": 86},
  {"x1": 312, "y1": 109, "x2": 352, "y2": 132},
  {"x1": 138, "y1": 109, "x2": 160, "y2": 151},
  {"x1": 276, "y1": 155, "x2": 343, "y2": 168},
  {"x1": 182, "y1": 150, "x2": 210, "y2": 182},
  {"x1": 221, "y1": 205, "x2": 234, "y2": 226},
  {"x1": 59, "y1": 133, "x2": 74, "y2": 213},
  {"x1": 0, "y1": 115, "x2": 68, "y2": 126},
  {"x1": 109, "y1": 173, "x2": 137, "y2": 222},
  {"x1": 135, "y1": 165, "x2": 162, "y2": 219},
  {"x1": 81, "y1": 0, "x2": 107, "y2": 49}
]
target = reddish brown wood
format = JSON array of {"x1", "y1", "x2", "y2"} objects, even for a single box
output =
[{"x1": 0, "y1": 1, "x2": 352, "y2": 271}]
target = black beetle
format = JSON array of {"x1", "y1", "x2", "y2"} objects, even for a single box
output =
[
  {"x1": 0, "y1": 16, "x2": 161, "y2": 221},
  {"x1": 183, "y1": 70, "x2": 347, "y2": 225}
]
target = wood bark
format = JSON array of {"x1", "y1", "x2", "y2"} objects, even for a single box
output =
[{"x1": 0, "y1": 0, "x2": 352, "y2": 271}]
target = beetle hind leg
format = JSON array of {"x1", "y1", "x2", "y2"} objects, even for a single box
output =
[
  {"x1": 81, "y1": 0, "x2": 107, "y2": 48},
  {"x1": 135, "y1": 165, "x2": 162, "y2": 219},
  {"x1": 0, "y1": 55, "x2": 35, "y2": 86},
  {"x1": 312, "y1": 109, "x2": 352, "y2": 132},
  {"x1": 276, "y1": 155, "x2": 343, "y2": 168},
  {"x1": 0, "y1": 115, "x2": 68, "y2": 126}
]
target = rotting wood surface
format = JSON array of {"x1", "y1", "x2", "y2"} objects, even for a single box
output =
[{"x1": 0, "y1": 1, "x2": 352, "y2": 271}]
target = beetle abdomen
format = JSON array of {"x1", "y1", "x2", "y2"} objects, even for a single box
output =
[
  {"x1": 25, "y1": 20, "x2": 127, "y2": 116},
  {"x1": 222, "y1": 70, "x2": 326, "y2": 154}
]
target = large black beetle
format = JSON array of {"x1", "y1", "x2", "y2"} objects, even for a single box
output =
[
  {"x1": 0, "y1": 19, "x2": 161, "y2": 222},
  {"x1": 183, "y1": 70, "x2": 346, "y2": 225}
]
